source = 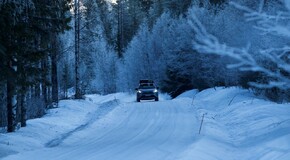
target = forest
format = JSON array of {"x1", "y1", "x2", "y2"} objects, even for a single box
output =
[{"x1": 0, "y1": 0, "x2": 289, "y2": 132}]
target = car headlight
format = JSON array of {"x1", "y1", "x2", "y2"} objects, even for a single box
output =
[
  {"x1": 137, "y1": 90, "x2": 142, "y2": 93},
  {"x1": 154, "y1": 89, "x2": 158, "y2": 93}
]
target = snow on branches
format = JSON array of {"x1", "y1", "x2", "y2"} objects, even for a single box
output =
[{"x1": 189, "y1": 1, "x2": 290, "y2": 90}]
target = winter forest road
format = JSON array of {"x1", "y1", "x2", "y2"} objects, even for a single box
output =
[{"x1": 3, "y1": 98, "x2": 198, "y2": 160}]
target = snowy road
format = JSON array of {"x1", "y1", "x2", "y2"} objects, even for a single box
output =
[
  {"x1": 3, "y1": 88, "x2": 289, "y2": 160},
  {"x1": 3, "y1": 98, "x2": 197, "y2": 160}
]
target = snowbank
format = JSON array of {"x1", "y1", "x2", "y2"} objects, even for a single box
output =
[
  {"x1": 0, "y1": 93, "x2": 129, "y2": 158},
  {"x1": 177, "y1": 87, "x2": 290, "y2": 160}
]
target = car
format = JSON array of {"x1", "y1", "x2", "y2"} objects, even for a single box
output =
[{"x1": 135, "y1": 80, "x2": 159, "y2": 102}]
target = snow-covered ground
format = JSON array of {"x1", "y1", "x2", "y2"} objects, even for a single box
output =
[{"x1": 0, "y1": 87, "x2": 289, "y2": 160}]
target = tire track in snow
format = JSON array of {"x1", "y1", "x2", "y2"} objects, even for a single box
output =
[
  {"x1": 91, "y1": 100, "x2": 195, "y2": 160},
  {"x1": 45, "y1": 99, "x2": 120, "y2": 148},
  {"x1": 85, "y1": 101, "x2": 153, "y2": 156}
]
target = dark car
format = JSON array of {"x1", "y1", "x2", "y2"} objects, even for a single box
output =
[{"x1": 135, "y1": 80, "x2": 159, "y2": 102}]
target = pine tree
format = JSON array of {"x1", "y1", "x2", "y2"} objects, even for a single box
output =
[
  {"x1": 0, "y1": 0, "x2": 71, "y2": 132},
  {"x1": 0, "y1": 2, "x2": 29, "y2": 132}
]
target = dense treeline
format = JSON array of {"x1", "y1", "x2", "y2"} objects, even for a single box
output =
[
  {"x1": 0, "y1": 0, "x2": 71, "y2": 132},
  {"x1": 1, "y1": 0, "x2": 289, "y2": 132},
  {"x1": 118, "y1": 0, "x2": 290, "y2": 100}
]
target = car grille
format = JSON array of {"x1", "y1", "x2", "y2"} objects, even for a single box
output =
[{"x1": 143, "y1": 91, "x2": 153, "y2": 94}]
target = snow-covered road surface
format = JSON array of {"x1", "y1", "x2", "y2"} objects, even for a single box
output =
[
  {"x1": 1, "y1": 87, "x2": 290, "y2": 160},
  {"x1": 2, "y1": 97, "x2": 198, "y2": 160}
]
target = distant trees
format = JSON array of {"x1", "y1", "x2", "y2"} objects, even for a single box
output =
[
  {"x1": 114, "y1": 0, "x2": 153, "y2": 57},
  {"x1": 118, "y1": 7, "x2": 240, "y2": 97},
  {"x1": 118, "y1": 0, "x2": 289, "y2": 102},
  {"x1": 113, "y1": 0, "x2": 193, "y2": 57},
  {"x1": 117, "y1": 22, "x2": 154, "y2": 91},
  {"x1": 116, "y1": 0, "x2": 194, "y2": 94},
  {"x1": 79, "y1": 0, "x2": 117, "y2": 94}
]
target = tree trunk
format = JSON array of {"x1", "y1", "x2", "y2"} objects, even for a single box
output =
[
  {"x1": 41, "y1": 58, "x2": 48, "y2": 106},
  {"x1": 51, "y1": 37, "x2": 58, "y2": 104},
  {"x1": 75, "y1": 0, "x2": 82, "y2": 99},
  {"x1": 117, "y1": 0, "x2": 124, "y2": 57},
  {"x1": 7, "y1": 80, "x2": 16, "y2": 132},
  {"x1": 63, "y1": 63, "x2": 68, "y2": 99},
  {"x1": 7, "y1": 59, "x2": 17, "y2": 132},
  {"x1": 20, "y1": 90, "x2": 27, "y2": 127}
]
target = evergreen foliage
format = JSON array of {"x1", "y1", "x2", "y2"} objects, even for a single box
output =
[{"x1": 0, "y1": 0, "x2": 71, "y2": 132}]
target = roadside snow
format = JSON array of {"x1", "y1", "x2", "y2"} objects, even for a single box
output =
[
  {"x1": 176, "y1": 87, "x2": 290, "y2": 160},
  {"x1": 0, "y1": 93, "x2": 129, "y2": 158},
  {"x1": 0, "y1": 87, "x2": 289, "y2": 160}
]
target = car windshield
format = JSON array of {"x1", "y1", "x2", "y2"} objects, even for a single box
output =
[{"x1": 139, "y1": 83, "x2": 155, "y2": 89}]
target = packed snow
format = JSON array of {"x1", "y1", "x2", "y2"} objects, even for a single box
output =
[{"x1": 0, "y1": 87, "x2": 289, "y2": 160}]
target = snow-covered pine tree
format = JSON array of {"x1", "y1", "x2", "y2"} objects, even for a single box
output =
[{"x1": 78, "y1": 0, "x2": 117, "y2": 94}]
